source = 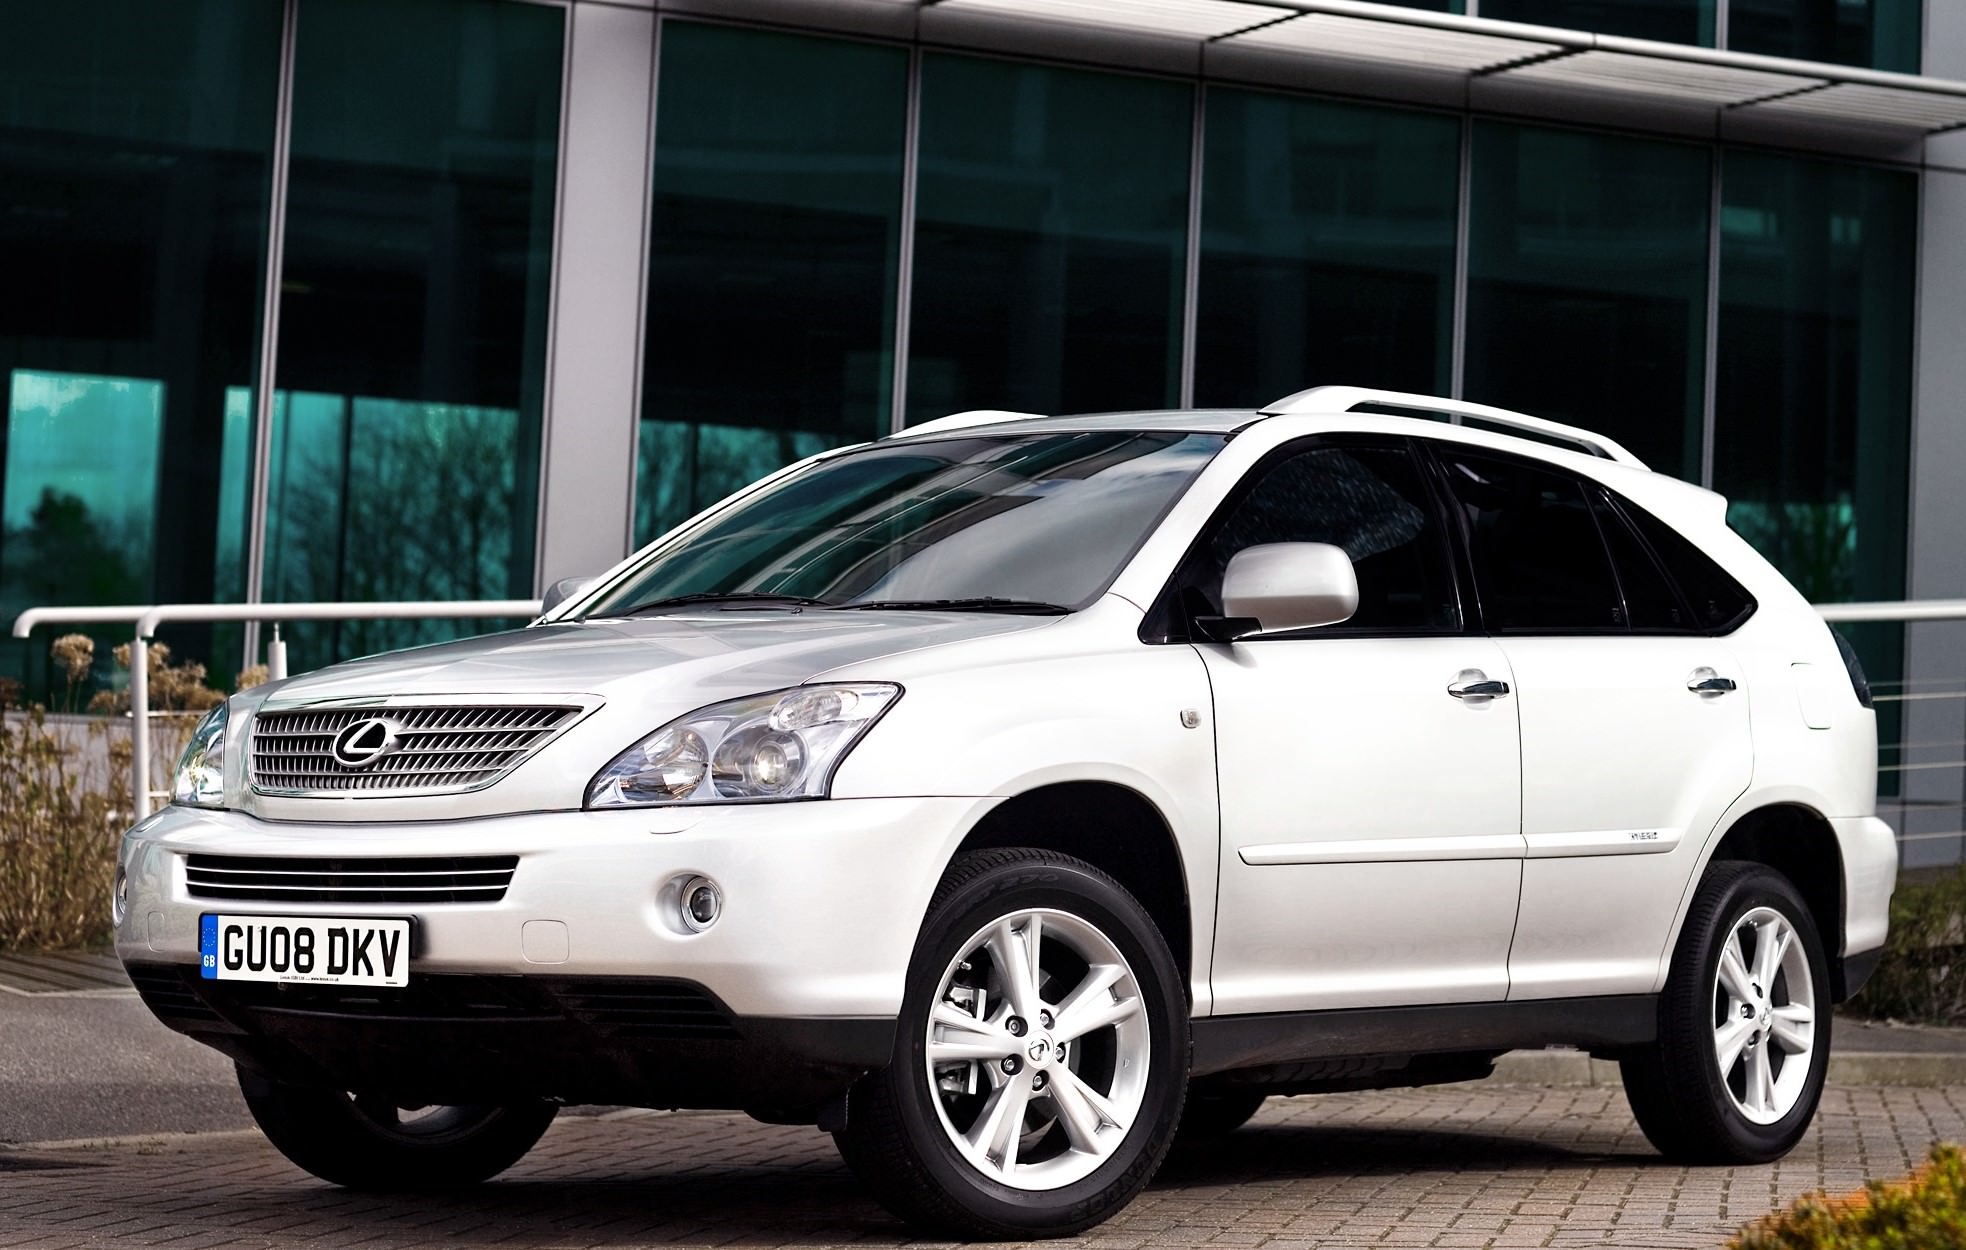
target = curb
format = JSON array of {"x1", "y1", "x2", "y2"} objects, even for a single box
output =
[{"x1": 1490, "y1": 1048, "x2": 1966, "y2": 1087}]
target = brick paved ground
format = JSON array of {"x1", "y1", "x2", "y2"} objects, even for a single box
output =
[{"x1": 3, "y1": 1083, "x2": 1964, "y2": 1250}]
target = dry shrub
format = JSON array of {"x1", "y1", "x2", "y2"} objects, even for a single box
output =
[
  {"x1": 0, "y1": 704, "x2": 121, "y2": 951},
  {"x1": 1846, "y1": 868, "x2": 1966, "y2": 1025},
  {"x1": 0, "y1": 637, "x2": 225, "y2": 952},
  {"x1": 1731, "y1": 1142, "x2": 1966, "y2": 1249}
]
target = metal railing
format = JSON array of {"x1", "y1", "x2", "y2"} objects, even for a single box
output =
[
  {"x1": 10, "y1": 600, "x2": 541, "y2": 820},
  {"x1": 1817, "y1": 601, "x2": 1966, "y2": 868},
  {"x1": 9, "y1": 595, "x2": 1966, "y2": 842}
]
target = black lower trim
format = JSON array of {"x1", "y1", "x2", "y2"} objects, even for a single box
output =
[
  {"x1": 1190, "y1": 994, "x2": 1657, "y2": 1077},
  {"x1": 127, "y1": 964, "x2": 893, "y2": 1113},
  {"x1": 1835, "y1": 946, "x2": 1885, "y2": 1002}
]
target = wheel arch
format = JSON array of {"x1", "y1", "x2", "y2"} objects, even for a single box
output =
[
  {"x1": 1696, "y1": 801, "x2": 1855, "y2": 999},
  {"x1": 950, "y1": 780, "x2": 1193, "y2": 996}
]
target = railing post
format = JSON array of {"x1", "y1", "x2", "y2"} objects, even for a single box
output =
[
  {"x1": 268, "y1": 623, "x2": 287, "y2": 681},
  {"x1": 130, "y1": 631, "x2": 150, "y2": 822}
]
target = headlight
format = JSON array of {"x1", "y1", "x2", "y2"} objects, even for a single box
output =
[
  {"x1": 585, "y1": 683, "x2": 899, "y2": 808},
  {"x1": 171, "y1": 702, "x2": 228, "y2": 809}
]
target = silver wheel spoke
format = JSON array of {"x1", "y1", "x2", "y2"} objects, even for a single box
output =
[
  {"x1": 1047, "y1": 1064, "x2": 1126, "y2": 1157},
  {"x1": 1051, "y1": 965, "x2": 1141, "y2": 1044},
  {"x1": 1745, "y1": 1041, "x2": 1775, "y2": 1114},
  {"x1": 965, "y1": 1079, "x2": 1032, "y2": 1175},
  {"x1": 1754, "y1": 919, "x2": 1793, "y2": 992},
  {"x1": 1714, "y1": 1016, "x2": 1755, "y2": 1076},
  {"x1": 987, "y1": 919, "x2": 1043, "y2": 1022},
  {"x1": 1717, "y1": 937, "x2": 1757, "y2": 1004},
  {"x1": 928, "y1": 1003, "x2": 1016, "y2": 1065},
  {"x1": 1769, "y1": 1003, "x2": 1815, "y2": 1054}
]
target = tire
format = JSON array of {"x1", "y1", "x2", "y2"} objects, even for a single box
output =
[
  {"x1": 835, "y1": 849, "x2": 1188, "y2": 1239},
  {"x1": 1174, "y1": 1087, "x2": 1267, "y2": 1145},
  {"x1": 237, "y1": 1064, "x2": 558, "y2": 1190},
  {"x1": 1620, "y1": 860, "x2": 1830, "y2": 1164}
]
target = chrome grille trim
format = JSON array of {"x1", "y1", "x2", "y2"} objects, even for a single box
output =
[
  {"x1": 184, "y1": 854, "x2": 519, "y2": 904},
  {"x1": 250, "y1": 702, "x2": 583, "y2": 797}
]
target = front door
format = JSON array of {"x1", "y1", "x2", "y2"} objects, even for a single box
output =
[{"x1": 1186, "y1": 438, "x2": 1527, "y2": 1015}]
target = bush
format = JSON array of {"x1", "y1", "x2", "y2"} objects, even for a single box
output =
[
  {"x1": 0, "y1": 703, "x2": 122, "y2": 951},
  {"x1": 1847, "y1": 868, "x2": 1966, "y2": 1025},
  {"x1": 0, "y1": 636, "x2": 234, "y2": 953},
  {"x1": 1731, "y1": 1143, "x2": 1966, "y2": 1249}
]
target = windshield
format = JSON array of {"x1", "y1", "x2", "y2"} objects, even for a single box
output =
[{"x1": 585, "y1": 430, "x2": 1227, "y2": 615}]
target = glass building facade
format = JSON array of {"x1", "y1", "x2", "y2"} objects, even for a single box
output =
[{"x1": 0, "y1": 0, "x2": 1937, "y2": 719}]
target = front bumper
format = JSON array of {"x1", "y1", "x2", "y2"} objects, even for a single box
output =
[{"x1": 118, "y1": 796, "x2": 992, "y2": 1107}]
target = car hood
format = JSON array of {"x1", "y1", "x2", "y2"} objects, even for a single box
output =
[{"x1": 257, "y1": 609, "x2": 1057, "y2": 708}]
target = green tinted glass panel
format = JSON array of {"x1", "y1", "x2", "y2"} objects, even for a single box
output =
[
  {"x1": 1196, "y1": 88, "x2": 1459, "y2": 406},
  {"x1": 1730, "y1": 0, "x2": 1920, "y2": 73},
  {"x1": 271, "y1": 0, "x2": 562, "y2": 668},
  {"x1": 638, "y1": 23, "x2": 907, "y2": 547},
  {"x1": 908, "y1": 55, "x2": 1191, "y2": 421},
  {"x1": 4, "y1": 371, "x2": 162, "y2": 617},
  {"x1": 1482, "y1": 0, "x2": 1715, "y2": 44},
  {"x1": 1379, "y1": 0, "x2": 1464, "y2": 10},
  {"x1": 1464, "y1": 122, "x2": 1709, "y2": 479},
  {"x1": 0, "y1": 0, "x2": 279, "y2": 701},
  {"x1": 1714, "y1": 152, "x2": 1914, "y2": 770}
]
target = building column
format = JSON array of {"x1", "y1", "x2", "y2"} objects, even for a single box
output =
[
  {"x1": 533, "y1": 1, "x2": 657, "y2": 590},
  {"x1": 1898, "y1": 12, "x2": 1966, "y2": 867}
]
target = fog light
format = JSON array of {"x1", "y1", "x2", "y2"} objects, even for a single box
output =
[
  {"x1": 112, "y1": 866, "x2": 129, "y2": 927},
  {"x1": 680, "y1": 876, "x2": 721, "y2": 932}
]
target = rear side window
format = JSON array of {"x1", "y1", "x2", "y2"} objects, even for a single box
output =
[
  {"x1": 1612, "y1": 496, "x2": 1757, "y2": 632},
  {"x1": 1435, "y1": 449, "x2": 1624, "y2": 633},
  {"x1": 1592, "y1": 492, "x2": 1692, "y2": 632}
]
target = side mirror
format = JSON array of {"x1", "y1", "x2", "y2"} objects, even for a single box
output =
[
  {"x1": 540, "y1": 575, "x2": 598, "y2": 617},
  {"x1": 1213, "y1": 542, "x2": 1358, "y2": 639}
]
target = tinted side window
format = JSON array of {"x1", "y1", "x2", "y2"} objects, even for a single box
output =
[
  {"x1": 1198, "y1": 443, "x2": 1459, "y2": 634},
  {"x1": 1437, "y1": 449, "x2": 1623, "y2": 633},
  {"x1": 1592, "y1": 492, "x2": 1691, "y2": 632},
  {"x1": 1614, "y1": 497, "x2": 1758, "y2": 632}
]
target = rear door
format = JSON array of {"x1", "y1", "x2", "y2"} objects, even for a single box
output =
[{"x1": 1429, "y1": 445, "x2": 1754, "y2": 1001}]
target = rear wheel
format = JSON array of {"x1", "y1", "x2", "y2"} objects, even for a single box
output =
[
  {"x1": 237, "y1": 1065, "x2": 557, "y2": 1190},
  {"x1": 1620, "y1": 861, "x2": 1829, "y2": 1164},
  {"x1": 836, "y1": 849, "x2": 1187, "y2": 1239}
]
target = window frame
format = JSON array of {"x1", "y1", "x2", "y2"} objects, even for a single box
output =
[
  {"x1": 1140, "y1": 433, "x2": 1472, "y2": 645},
  {"x1": 1600, "y1": 488, "x2": 1759, "y2": 635},
  {"x1": 1416, "y1": 437, "x2": 1758, "y2": 639}
]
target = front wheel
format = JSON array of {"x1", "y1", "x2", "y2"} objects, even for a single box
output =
[
  {"x1": 238, "y1": 1065, "x2": 558, "y2": 1190},
  {"x1": 836, "y1": 849, "x2": 1188, "y2": 1239},
  {"x1": 1620, "y1": 861, "x2": 1830, "y2": 1164}
]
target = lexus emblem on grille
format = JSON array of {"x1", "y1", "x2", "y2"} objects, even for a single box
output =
[{"x1": 331, "y1": 717, "x2": 402, "y2": 769}]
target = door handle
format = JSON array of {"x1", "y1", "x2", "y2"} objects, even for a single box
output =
[
  {"x1": 1448, "y1": 669, "x2": 1511, "y2": 702},
  {"x1": 1687, "y1": 667, "x2": 1737, "y2": 695}
]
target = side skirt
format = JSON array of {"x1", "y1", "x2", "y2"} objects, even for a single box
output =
[{"x1": 1191, "y1": 994, "x2": 1657, "y2": 1077}]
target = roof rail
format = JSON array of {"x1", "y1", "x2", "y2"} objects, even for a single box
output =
[
  {"x1": 1260, "y1": 386, "x2": 1648, "y2": 470},
  {"x1": 888, "y1": 409, "x2": 1046, "y2": 439}
]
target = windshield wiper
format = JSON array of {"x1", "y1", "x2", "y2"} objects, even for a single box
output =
[
  {"x1": 611, "y1": 591, "x2": 833, "y2": 615},
  {"x1": 834, "y1": 597, "x2": 1070, "y2": 615}
]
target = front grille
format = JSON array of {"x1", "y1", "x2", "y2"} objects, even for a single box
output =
[
  {"x1": 185, "y1": 853, "x2": 519, "y2": 904},
  {"x1": 128, "y1": 965, "x2": 740, "y2": 1042},
  {"x1": 250, "y1": 704, "x2": 580, "y2": 795},
  {"x1": 551, "y1": 980, "x2": 742, "y2": 1040},
  {"x1": 212, "y1": 974, "x2": 559, "y2": 1022},
  {"x1": 127, "y1": 964, "x2": 236, "y2": 1031}
]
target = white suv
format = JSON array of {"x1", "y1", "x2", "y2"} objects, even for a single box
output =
[{"x1": 120, "y1": 386, "x2": 1895, "y2": 1238}]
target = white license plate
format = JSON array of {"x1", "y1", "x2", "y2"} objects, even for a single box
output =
[{"x1": 199, "y1": 915, "x2": 411, "y2": 987}]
